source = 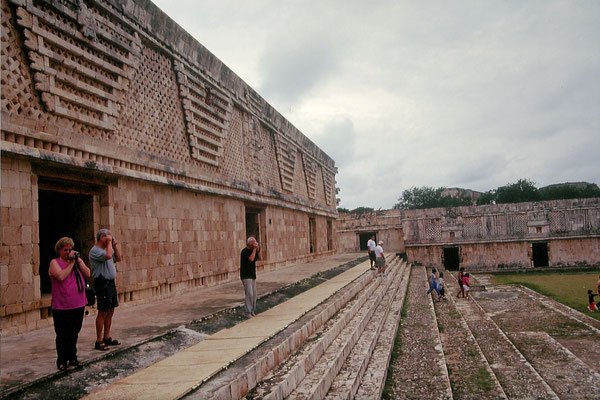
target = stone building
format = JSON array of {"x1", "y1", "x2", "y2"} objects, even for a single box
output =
[
  {"x1": 403, "y1": 198, "x2": 600, "y2": 270},
  {"x1": 1, "y1": 0, "x2": 338, "y2": 335},
  {"x1": 337, "y1": 211, "x2": 404, "y2": 254},
  {"x1": 338, "y1": 198, "x2": 600, "y2": 270}
]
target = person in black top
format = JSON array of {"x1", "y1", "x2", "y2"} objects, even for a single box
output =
[{"x1": 241, "y1": 237, "x2": 261, "y2": 317}]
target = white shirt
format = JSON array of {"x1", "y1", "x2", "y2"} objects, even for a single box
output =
[
  {"x1": 367, "y1": 239, "x2": 376, "y2": 252},
  {"x1": 375, "y1": 245, "x2": 384, "y2": 258}
]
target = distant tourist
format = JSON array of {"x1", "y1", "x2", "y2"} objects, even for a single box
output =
[
  {"x1": 596, "y1": 274, "x2": 600, "y2": 297},
  {"x1": 367, "y1": 235, "x2": 377, "y2": 270},
  {"x1": 89, "y1": 229, "x2": 122, "y2": 351},
  {"x1": 588, "y1": 290, "x2": 598, "y2": 312},
  {"x1": 426, "y1": 268, "x2": 439, "y2": 296},
  {"x1": 463, "y1": 273, "x2": 471, "y2": 299},
  {"x1": 375, "y1": 241, "x2": 387, "y2": 277},
  {"x1": 240, "y1": 237, "x2": 261, "y2": 317},
  {"x1": 456, "y1": 267, "x2": 465, "y2": 298},
  {"x1": 437, "y1": 272, "x2": 446, "y2": 301},
  {"x1": 49, "y1": 237, "x2": 91, "y2": 371}
]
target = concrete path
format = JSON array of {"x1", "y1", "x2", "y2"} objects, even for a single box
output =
[
  {"x1": 82, "y1": 258, "x2": 370, "y2": 399},
  {"x1": 0, "y1": 253, "x2": 363, "y2": 394}
]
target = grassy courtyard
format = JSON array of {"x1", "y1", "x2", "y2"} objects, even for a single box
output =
[{"x1": 491, "y1": 271, "x2": 600, "y2": 320}]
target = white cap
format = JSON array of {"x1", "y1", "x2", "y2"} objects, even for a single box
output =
[{"x1": 378, "y1": 241, "x2": 384, "y2": 245}]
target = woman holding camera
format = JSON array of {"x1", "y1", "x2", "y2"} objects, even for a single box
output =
[{"x1": 49, "y1": 237, "x2": 91, "y2": 371}]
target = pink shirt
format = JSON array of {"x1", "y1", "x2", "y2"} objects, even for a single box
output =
[
  {"x1": 462, "y1": 276, "x2": 470, "y2": 287},
  {"x1": 50, "y1": 258, "x2": 87, "y2": 310}
]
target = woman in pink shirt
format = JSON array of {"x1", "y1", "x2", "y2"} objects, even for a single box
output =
[{"x1": 49, "y1": 237, "x2": 91, "y2": 371}]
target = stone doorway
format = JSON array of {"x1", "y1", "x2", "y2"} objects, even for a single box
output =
[
  {"x1": 532, "y1": 242, "x2": 549, "y2": 267},
  {"x1": 245, "y1": 206, "x2": 266, "y2": 260},
  {"x1": 38, "y1": 189, "x2": 95, "y2": 294},
  {"x1": 309, "y1": 217, "x2": 316, "y2": 253},
  {"x1": 443, "y1": 246, "x2": 460, "y2": 270}
]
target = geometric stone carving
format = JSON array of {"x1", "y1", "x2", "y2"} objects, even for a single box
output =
[
  {"x1": 11, "y1": 0, "x2": 141, "y2": 131},
  {"x1": 274, "y1": 135, "x2": 297, "y2": 192},
  {"x1": 174, "y1": 60, "x2": 232, "y2": 167},
  {"x1": 322, "y1": 168, "x2": 335, "y2": 206},
  {"x1": 302, "y1": 152, "x2": 317, "y2": 200}
]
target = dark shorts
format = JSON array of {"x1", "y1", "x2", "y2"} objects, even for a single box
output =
[
  {"x1": 369, "y1": 251, "x2": 376, "y2": 262},
  {"x1": 94, "y1": 277, "x2": 119, "y2": 311}
]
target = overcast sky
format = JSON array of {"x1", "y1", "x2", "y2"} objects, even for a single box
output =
[{"x1": 153, "y1": 0, "x2": 599, "y2": 210}]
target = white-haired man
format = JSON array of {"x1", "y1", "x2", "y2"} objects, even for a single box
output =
[
  {"x1": 89, "y1": 229, "x2": 122, "y2": 350},
  {"x1": 240, "y1": 237, "x2": 261, "y2": 317}
]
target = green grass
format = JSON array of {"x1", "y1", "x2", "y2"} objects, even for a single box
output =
[{"x1": 491, "y1": 271, "x2": 600, "y2": 321}]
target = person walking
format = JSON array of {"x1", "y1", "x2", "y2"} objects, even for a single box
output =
[
  {"x1": 49, "y1": 237, "x2": 91, "y2": 370},
  {"x1": 89, "y1": 229, "x2": 122, "y2": 351},
  {"x1": 463, "y1": 273, "x2": 471, "y2": 299},
  {"x1": 426, "y1": 268, "x2": 439, "y2": 296},
  {"x1": 241, "y1": 236, "x2": 261, "y2": 317},
  {"x1": 375, "y1": 240, "x2": 386, "y2": 277},
  {"x1": 367, "y1": 235, "x2": 377, "y2": 270},
  {"x1": 437, "y1": 272, "x2": 446, "y2": 301},
  {"x1": 456, "y1": 267, "x2": 465, "y2": 298}
]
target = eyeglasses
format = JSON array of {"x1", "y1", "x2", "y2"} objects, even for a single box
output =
[{"x1": 62, "y1": 248, "x2": 73, "y2": 252}]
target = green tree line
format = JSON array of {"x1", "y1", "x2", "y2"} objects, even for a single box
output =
[{"x1": 383, "y1": 179, "x2": 600, "y2": 210}]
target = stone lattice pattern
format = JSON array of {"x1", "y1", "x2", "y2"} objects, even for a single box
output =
[{"x1": 10, "y1": 0, "x2": 141, "y2": 130}]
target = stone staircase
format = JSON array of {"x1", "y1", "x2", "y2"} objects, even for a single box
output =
[
  {"x1": 186, "y1": 256, "x2": 409, "y2": 399},
  {"x1": 185, "y1": 260, "x2": 600, "y2": 399}
]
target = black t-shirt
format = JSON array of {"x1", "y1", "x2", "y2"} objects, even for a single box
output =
[{"x1": 240, "y1": 247, "x2": 257, "y2": 280}]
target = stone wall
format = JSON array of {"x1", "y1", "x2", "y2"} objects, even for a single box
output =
[
  {"x1": 337, "y1": 211, "x2": 404, "y2": 253},
  {"x1": 402, "y1": 198, "x2": 600, "y2": 269},
  {"x1": 1, "y1": 0, "x2": 338, "y2": 335}
]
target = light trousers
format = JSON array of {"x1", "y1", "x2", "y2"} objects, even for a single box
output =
[{"x1": 242, "y1": 278, "x2": 257, "y2": 315}]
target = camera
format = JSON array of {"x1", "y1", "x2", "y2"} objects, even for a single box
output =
[{"x1": 69, "y1": 251, "x2": 81, "y2": 260}]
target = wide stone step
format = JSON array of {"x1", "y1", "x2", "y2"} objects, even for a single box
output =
[
  {"x1": 287, "y1": 260, "x2": 405, "y2": 399},
  {"x1": 338, "y1": 260, "x2": 411, "y2": 399},
  {"x1": 186, "y1": 257, "x2": 395, "y2": 399},
  {"x1": 249, "y1": 256, "x2": 403, "y2": 400},
  {"x1": 508, "y1": 331, "x2": 600, "y2": 399},
  {"x1": 451, "y1": 284, "x2": 559, "y2": 400},
  {"x1": 380, "y1": 265, "x2": 452, "y2": 400}
]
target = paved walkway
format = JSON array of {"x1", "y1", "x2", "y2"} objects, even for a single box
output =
[{"x1": 0, "y1": 253, "x2": 363, "y2": 394}]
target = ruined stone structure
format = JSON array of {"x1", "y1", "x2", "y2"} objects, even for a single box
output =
[
  {"x1": 337, "y1": 211, "x2": 404, "y2": 253},
  {"x1": 338, "y1": 198, "x2": 600, "y2": 270},
  {"x1": 403, "y1": 198, "x2": 600, "y2": 270},
  {"x1": 1, "y1": 0, "x2": 338, "y2": 335}
]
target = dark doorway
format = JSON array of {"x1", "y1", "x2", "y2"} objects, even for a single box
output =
[
  {"x1": 359, "y1": 232, "x2": 376, "y2": 251},
  {"x1": 532, "y1": 242, "x2": 549, "y2": 267},
  {"x1": 309, "y1": 217, "x2": 316, "y2": 253},
  {"x1": 443, "y1": 247, "x2": 460, "y2": 270},
  {"x1": 38, "y1": 190, "x2": 95, "y2": 294},
  {"x1": 327, "y1": 220, "x2": 333, "y2": 251},
  {"x1": 245, "y1": 205, "x2": 267, "y2": 260},
  {"x1": 245, "y1": 211, "x2": 260, "y2": 242}
]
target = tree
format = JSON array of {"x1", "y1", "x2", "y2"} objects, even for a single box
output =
[
  {"x1": 394, "y1": 186, "x2": 471, "y2": 209},
  {"x1": 337, "y1": 207, "x2": 350, "y2": 213},
  {"x1": 349, "y1": 206, "x2": 374, "y2": 214},
  {"x1": 495, "y1": 179, "x2": 539, "y2": 204},
  {"x1": 476, "y1": 190, "x2": 496, "y2": 205}
]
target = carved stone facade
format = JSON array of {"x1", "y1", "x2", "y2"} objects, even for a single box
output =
[
  {"x1": 1, "y1": 0, "x2": 337, "y2": 335},
  {"x1": 402, "y1": 198, "x2": 600, "y2": 270},
  {"x1": 337, "y1": 198, "x2": 600, "y2": 270}
]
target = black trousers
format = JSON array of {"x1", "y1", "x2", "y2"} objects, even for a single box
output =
[{"x1": 52, "y1": 307, "x2": 85, "y2": 366}]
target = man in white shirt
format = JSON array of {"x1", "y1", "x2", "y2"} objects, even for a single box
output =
[{"x1": 367, "y1": 235, "x2": 377, "y2": 270}]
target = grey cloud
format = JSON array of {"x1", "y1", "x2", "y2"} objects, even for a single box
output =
[{"x1": 257, "y1": 32, "x2": 342, "y2": 106}]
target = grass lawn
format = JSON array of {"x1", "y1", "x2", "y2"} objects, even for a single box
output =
[{"x1": 491, "y1": 271, "x2": 600, "y2": 321}]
